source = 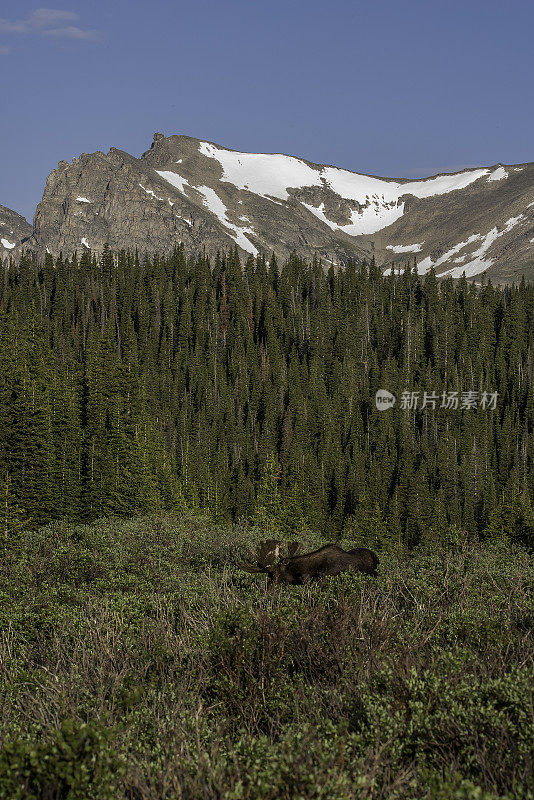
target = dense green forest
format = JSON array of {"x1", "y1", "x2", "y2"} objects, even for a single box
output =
[{"x1": 1, "y1": 246, "x2": 533, "y2": 545}]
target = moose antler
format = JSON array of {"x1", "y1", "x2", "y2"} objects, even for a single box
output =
[
  {"x1": 238, "y1": 562, "x2": 267, "y2": 573},
  {"x1": 258, "y1": 540, "x2": 283, "y2": 566},
  {"x1": 238, "y1": 539, "x2": 282, "y2": 573},
  {"x1": 238, "y1": 540, "x2": 302, "y2": 574},
  {"x1": 286, "y1": 542, "x2": 302, "y2": 558}
]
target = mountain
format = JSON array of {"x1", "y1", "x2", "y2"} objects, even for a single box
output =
[
  {"x1": 3, "y1": 133, "x2": 534, "y2": 281},
  {"x1": 0, "y1": 205, "x2": 32, "y2": 255}
]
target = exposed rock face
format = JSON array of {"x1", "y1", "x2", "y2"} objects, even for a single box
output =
[
  {"x1": 0, "y1": 205, "x2": 32, "y2": 255},
  {"x1": 28, "y1": 137, "x2": 369, "y2": 267},
  {"x1": 6, "y1": 134, "x2": 534, "y2": 281}
]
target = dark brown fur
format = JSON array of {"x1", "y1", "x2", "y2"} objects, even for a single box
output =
[{"x1": 239, "y1": 541, "x2": 379, "y2": 584}]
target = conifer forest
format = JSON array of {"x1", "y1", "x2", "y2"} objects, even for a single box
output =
[{"x1": 1, "y1": 246, "x2": 533, "y2": 545}]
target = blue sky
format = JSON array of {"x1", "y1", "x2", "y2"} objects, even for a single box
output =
[{"x1": 1, "y1": 0, "x2": 532, "y2": 221}]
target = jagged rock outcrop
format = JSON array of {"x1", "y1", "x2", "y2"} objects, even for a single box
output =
[{"x1": 6, "y1": 133, "x2": 534, "y2": 281}]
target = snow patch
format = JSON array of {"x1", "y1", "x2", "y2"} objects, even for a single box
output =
[
  {"x1": 195, "y1": 185, "x2": 258, "y2": 255},
  {"x1": 438, "y1": 216, "x2": 525, "y2": 279},
  {"x1": 386, "y1": 243, "x2": 423, "y2": 253},
  {"x1": 341, "y1": 201, "x2": 406, "y2": 236},
  {"x1": 81, "y1": 237, "x2": 91, "y2": 249},
  {"x1": 139, "y1": 183, "x2": 166, "y2": 201},
  {"x1": 416, "y1": 235, "x2": 482, "y2": 275},
  {"x1": 139, "y1": 182, "x2": 176, "y2": 207},
  {"x1": 1, "y1": 238, "x2": 15, "y2": 249},
  {"x1": 155, "y1": 170, "x2": 191, "y2": 194},
  {"x1": 304, "y1": 198, "x2": 406, "y2": 236},
  {"x1": 199, "y1": 141, "x2": 489, "y2": 236},
  {"x1": 301, "y1": 202, "x2": 340, "y2": 231},
  {"x1": 416, "y1": 257, "x2": 434, "y2": 274},
  {"x1": 76, "y1": 196, "x2": 91, "y2": 203},
  {"x1": 157, "y1": 169, "x2": 256, "y2": 251},
  {"x1": 487, "y1": 167, "x2": 508, "y2": 182},
  {"x1": 199, "y1": 142, "x2": 319, "y2": 200},
  {"x1": 323, "y1": 167, "x2": 487, "y2": 205}
]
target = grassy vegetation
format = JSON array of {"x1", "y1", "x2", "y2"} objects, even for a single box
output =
[{"x1": 0, "y1": 515, "x2": 532, "y2": 799}]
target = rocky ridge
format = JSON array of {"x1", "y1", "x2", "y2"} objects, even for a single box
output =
[{"x1": 2, "y1": 133, "x2": 533, "y2": 282}]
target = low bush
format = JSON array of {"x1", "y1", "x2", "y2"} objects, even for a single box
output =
[{"x1": 0, "y1": 514, "x2": 532, "y2": 799}]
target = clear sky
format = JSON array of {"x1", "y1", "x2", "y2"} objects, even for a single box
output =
[{"x1": 1, "y1": 0, "x2": 532, "y2": 221}]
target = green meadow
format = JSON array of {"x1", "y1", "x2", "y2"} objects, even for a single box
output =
[{"x1": 1, "y1": 514, "x2": 532, "y2": 799}]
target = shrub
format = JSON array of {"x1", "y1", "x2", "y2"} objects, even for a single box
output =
[{"x1": 0, "y1": 720, "x2": 125, "y2": 800}]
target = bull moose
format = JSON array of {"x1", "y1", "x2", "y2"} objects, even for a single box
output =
[{"x1": 239, "y1": 540, "x2": 379, "y2": 584}]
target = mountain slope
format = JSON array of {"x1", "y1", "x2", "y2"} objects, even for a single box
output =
[
  {"x1": 8, "y1": 134, "x2": 534, "y2": 281},
  {"x1": 0, "y1": 205, "x2": 32, "y2": 255}
]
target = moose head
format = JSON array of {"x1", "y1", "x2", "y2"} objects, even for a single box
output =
[{"x1": 239, "y1": 540, "x2": 379, "y2": 584}]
